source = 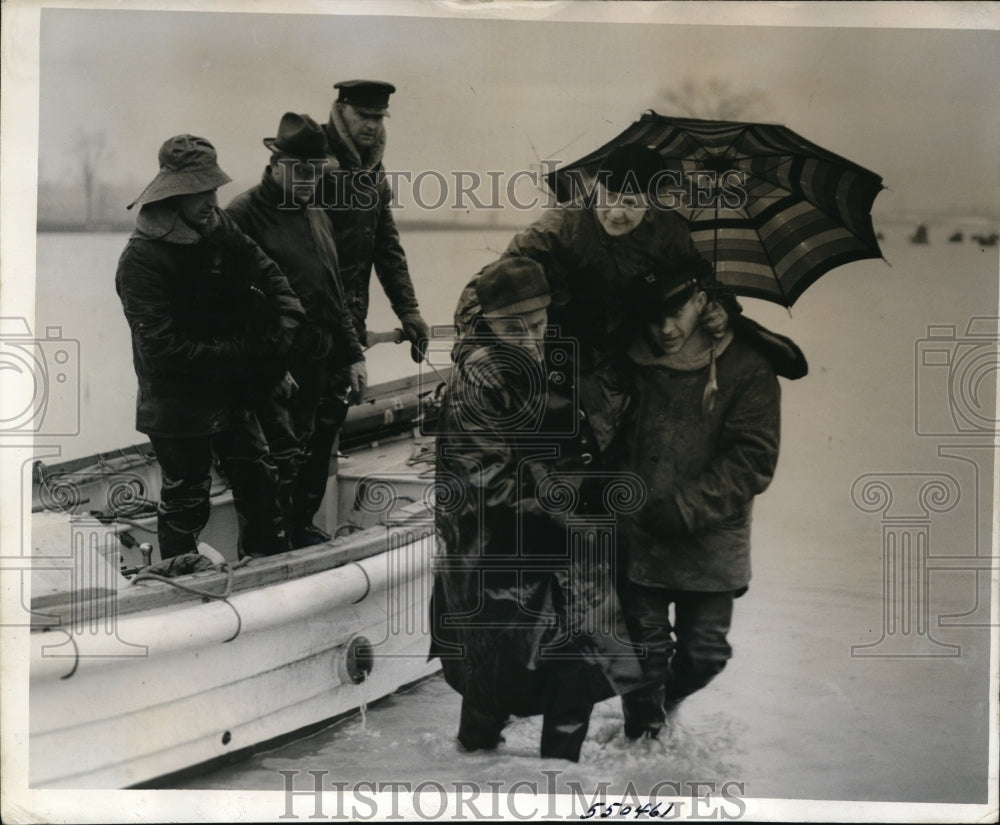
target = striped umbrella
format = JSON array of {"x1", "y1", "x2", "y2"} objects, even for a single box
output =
[{"x1": 545, "y1": 112, "x2": 885, "y2": 308}]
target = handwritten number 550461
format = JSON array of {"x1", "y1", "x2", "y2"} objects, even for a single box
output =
[{"x1": 581, "y1": 801, "x2": 674, "y2": 819}]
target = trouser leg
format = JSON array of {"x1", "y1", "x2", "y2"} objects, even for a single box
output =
[
  {"x1": 664, "y1": 592, "x2": 734, "y2": 705},
  {"x1": 256, "y1": 393, "x2": 299, "y2": 533},
  {"x1": 540, "y1": 700, "x2": 594, "y2": 762},
  {"x1": 618, "y1": 580, "x2": 673, "y2": 737},
  {"x1": 293, "y1": 375, "x2": 349, "y2": 531},
  {"x1": 256, "y1": 360, "x2": 324, "y2": 534},
  {"x1": 212, "y1": 410, "x2": 289, "y2": 558},
  {"x1": 457, "y1": 697, "x2": 507, "y2": 751},
  {"x1": 150, "y1": 435, "x2": 213, "y2": 560}
]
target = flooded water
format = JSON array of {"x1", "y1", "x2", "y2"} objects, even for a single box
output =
[{"x1": 33, "y1": 221, "x2": 999, "y2": 806}]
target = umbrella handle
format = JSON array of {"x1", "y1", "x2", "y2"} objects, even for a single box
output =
[{"x1": 702, "y1": 345, "x2": 719, "y2": 414}]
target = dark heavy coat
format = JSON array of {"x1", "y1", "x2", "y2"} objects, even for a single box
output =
[
  {"x1": 225, "y1": 172, "x2": 364, "y2": 367},
  {"x1": 115, "y1": 207, "x2": 304, "y2": 437},
  {"x1": 620, "y1": 332, "x2": 781, "y2": 592},
  {"x1": 322, "y1": 110, "x2": 421, "y2": 341},
  {"x1": 454, "y1": 205, "x2": 701, "y2": 359},
  {"x1": 430, "y1": 333, "x2": 643, "y2": 718}
]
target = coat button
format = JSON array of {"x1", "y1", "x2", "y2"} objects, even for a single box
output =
[
  {"x1": 649, "y1": 455, "x2": 659, "y2": 463},
  {"x1": 656, "y1": 413, "x2": 666, "y2": 422},
  {"x1": 548, "y1": 371, "x2": 565, "y2": 385}
]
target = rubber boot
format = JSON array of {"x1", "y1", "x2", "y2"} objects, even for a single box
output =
[
  {"x1": 457, "y1": 698, "x2": 507, "y2": 751},
  {"x1": 540, "y1": 703, "x2": 593, "y2": 762}
]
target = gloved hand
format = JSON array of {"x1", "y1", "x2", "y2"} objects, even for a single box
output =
[
  {"x1": 702, "y1": 301, "x2": 729, "y2": 340},
  {"x1": 400, "y1": 313, "x2": 430, "y2": 364},
  {"x1": 348, "y1": 360, "x2": 368, "y2": 404},
  {"x1": 258, "y1": 314, "x2": 301, "y2": 359},
  {"x1": 462, "y1": 346, "x2": 506, "y2": 393}
]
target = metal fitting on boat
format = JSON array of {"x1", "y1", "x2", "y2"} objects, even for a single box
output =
[{"x1": 337, "y1": 635, "x2": 375, "y2": 685}]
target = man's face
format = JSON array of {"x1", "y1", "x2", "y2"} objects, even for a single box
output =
[
  {"x1": 270, "y1": 156, "x2": 325, "y2": 206},
  {"x1": 594, "y1": 184, "x2": 649, "y2": 237},
  {"x1": 647, "y1": 291, "x2": 707, "y2": 354},
  {"x1": 486, "y1": 308, "x2": 548, "y2": 362},
  {"x1": 338, "y1": 103, "x2": 385, "y2": 149},
  {"x1": 175, "y1": 189, "x2": 218, "y2": 233}
]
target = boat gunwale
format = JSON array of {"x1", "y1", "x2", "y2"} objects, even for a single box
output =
[{"x1": 29, "y1": 500, "x2": 436, "y2": 628}]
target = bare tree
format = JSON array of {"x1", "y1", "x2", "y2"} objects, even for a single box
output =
[
  {"x1": 656, "y1": 77, "x2": 769, "y2": 121},
  {"x1": 75, "y1": 128, "x2": 107, "y2": 225}
]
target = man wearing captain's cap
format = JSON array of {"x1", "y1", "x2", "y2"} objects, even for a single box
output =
[{"x1": 322, "y1": 79, "x2": 429, "y2": 357}]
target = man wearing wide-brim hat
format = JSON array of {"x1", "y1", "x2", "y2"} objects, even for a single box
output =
[
  {"x1": 116, "y1": 134, "x2": 305, "y2": 560},
  {"x1": 227, "y1": 113, "x2": 367, "y2": 548}
]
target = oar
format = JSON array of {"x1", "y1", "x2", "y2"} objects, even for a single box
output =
[
  {"x1": 366, "y1": 329, "x2": 450, "y2": 385},
  {"x1": 365, "y1": 329, "x2": 405, "y2": 346}
]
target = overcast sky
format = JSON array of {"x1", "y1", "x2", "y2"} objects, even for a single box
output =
[{"x1": 35, "y1": 4, "x2": 1000, "y2": 221}]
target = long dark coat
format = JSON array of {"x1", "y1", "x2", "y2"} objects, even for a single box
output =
[
  {"x1": 115, "y1": 207, "x2": 304, "y2": 437},
  {"x1": 430, "y1": 332, "x2": 643, "y2": 718},
  {"x1": 225, "y1": 172, "x2": 364, "y2": 368},
  {"x1": 322, "y1": 110, "x2": 421, "y2": 342},
  {"x1": 453, "y1": 205, "x2": 701, "y2": 359}
]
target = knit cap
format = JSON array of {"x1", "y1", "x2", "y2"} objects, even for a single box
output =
[{"x1": 476, "y1": 258, "x2": 551, "y2": 317}]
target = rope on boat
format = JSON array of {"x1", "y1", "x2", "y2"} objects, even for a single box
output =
[
  {"x1": 57, "y1": 631, "x2": 80, "y2": 680},
  {"x1": 350, "y1": 561, "x2": 372, "y2": 605},
  {"x1": 130, "y1": 557, "x2": 253, "y2": 642}
]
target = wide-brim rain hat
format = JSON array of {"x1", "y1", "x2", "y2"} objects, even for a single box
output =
[{"x1": 128, "y1": 134, "x2": 232, "y2": 209}]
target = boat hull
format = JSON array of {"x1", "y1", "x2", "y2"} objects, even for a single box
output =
[{"x1": 30, "y1": 518, "x2": 438, "y2": 789}]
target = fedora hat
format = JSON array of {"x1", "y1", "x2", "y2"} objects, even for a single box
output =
[
  {"x1": 263, "y1": 112, "x2": 328, "y2": 160},
  {"x1": 128, "y1": 134, "x2": 231, "y2": 209}
]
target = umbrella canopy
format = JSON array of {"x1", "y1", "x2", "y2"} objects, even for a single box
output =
[{"x1": 545, "y1": 112, "x2": 885, "y2": 307}]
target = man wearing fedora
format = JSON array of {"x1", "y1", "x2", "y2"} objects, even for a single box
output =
[
  {"x1": 258, "y1": 79, "x2": 431, "y2": 547},
  {"x1": 227, "y1": 113, "x2": 367, "y2": 549},
  {"x1": 116, "y1": 134, "x2": 305, "y2": 560}
]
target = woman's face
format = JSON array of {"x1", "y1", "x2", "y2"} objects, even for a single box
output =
[{"x1": 594, "y1": 184, "x2": 649, "y2": 236}]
